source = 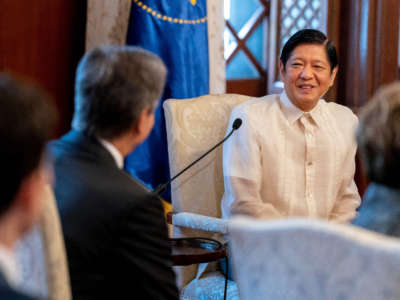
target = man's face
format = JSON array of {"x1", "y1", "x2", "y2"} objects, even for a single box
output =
[{"x1": 280, "y1": 43, "x2": 337, "y2": 112}]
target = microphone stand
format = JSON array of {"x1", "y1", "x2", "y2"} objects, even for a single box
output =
[{"x1": 152, "y1": 120, "x2": 241, "y2": 196}]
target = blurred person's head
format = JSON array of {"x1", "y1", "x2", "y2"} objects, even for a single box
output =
[
  {"x1": 72, "y1": 46, "x2": 167, "y2": 151},
  {"x1": 0, "y1": 73, "x2": 55, "y2": 247},
  {"x1": 357, "y1": 82, "x2": 400, "y2": 189},
  {"x1": 279, "y1": 29, "x2": 338, "y2": 111}
]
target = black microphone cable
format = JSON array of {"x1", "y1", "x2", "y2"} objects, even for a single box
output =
[{"x1": 152, "y1": 118, "x2": 242, "y2": 196}]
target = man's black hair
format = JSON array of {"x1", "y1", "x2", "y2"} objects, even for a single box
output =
[
  {"x1": 280, "y1": 29, "x2": 338, "y2": 73},
  {"x1": 0, "y1": 73, "x2": 55, "y2": 215}
]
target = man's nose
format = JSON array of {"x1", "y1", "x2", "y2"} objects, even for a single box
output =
[{"x1": 300, "y1": 65, "x2": 313, "y2": 79}]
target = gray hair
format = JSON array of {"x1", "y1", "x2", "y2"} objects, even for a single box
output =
[
  {"x1": 356, "y1": 81, "x2": 400, "y2": 188},
  {"x1": 72, "y1": 45, "x2": 167, "y2": 139}
]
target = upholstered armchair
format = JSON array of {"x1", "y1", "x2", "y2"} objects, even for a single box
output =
[
  {"x1": 163, "y1": 94, "x2": 251, "y2": 299},
  {"x1": 15, "y1": 184, "x2": 71, "y2": 300},
  {"x1": 229, "y1": 217, "x2": 400, "y2": 300}
]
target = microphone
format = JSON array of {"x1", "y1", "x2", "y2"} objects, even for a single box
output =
[{"x1": 153, "y1": 118, "x2": 243, "y2": 196}]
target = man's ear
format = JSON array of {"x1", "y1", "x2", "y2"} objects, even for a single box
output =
[
  {"x1": 329, "y1": 66, "x2": 338, "y2": 87},
  {"x1": 134, "y1": 107, "x2": 152, "y2": 135},
  {"x1": 279, "y1": 60, "x2": 285, "y2": 78}
]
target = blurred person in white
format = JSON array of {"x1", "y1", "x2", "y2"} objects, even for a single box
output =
[
  {"x1": 0, "y1": 73, "x2": 55, "y2": 299},
  {"x1": 222, "y1": 29, "x2": 360, "y2": 223}
]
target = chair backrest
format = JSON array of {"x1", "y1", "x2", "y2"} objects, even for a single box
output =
[
  {"x1": 164, "y1": 94, "x2": 251, "y2": 218},
  {"x1": 15, "y1": 184, "x2": 71, "y2": 300},
  {"x1": 229, "y1": 217, "x2": 400, "y2": 300},
  {"x1": 163, "y1": 93, "x2": 251, "y2": 286}
]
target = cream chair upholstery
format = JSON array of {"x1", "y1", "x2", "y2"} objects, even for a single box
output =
[
  {"x1": 15, "y1": 185, "x2": 71, "y2": 300},
  {"x1": 164, "y1": 94, "x2": 251, "y2": 299},
  {"x1": 229, "y1": 217, "x2": 400, "y2": 300}
]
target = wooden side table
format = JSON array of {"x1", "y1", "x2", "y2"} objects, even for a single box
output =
[
  {"x1": 169, "y1": 237, "x2": 229, "y2": 300},
  {"x1": 169, "y1": 237, "x2": 227, "y2": 265}
]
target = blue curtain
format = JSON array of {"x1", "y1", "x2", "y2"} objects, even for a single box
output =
[{"x1": 125, "y1": 0, "x2": 209, "y2": 201}]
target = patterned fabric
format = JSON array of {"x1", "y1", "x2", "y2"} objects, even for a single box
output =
[
  {"x1": 15, "y1": 185, "x2": 71, "y2": 300},
  {"x1": 180, "y1": 271, "x2": 239, "y2": 300},
  {"x1": 206, "y1": 0, "x2": 225, "y2": 94},
  {"x1": 222, "y1": 92, "x2": 360, "y2": 222},
  {"x1": 85, "y1": 0, "x2": 132, "y2": 50},
  {"x1": 172, "y1": 212, "x2": 229, "y2": 234},
  {"x1": 85, "y1": 0, "x2": 225, "y2": 92},
  {"x1": 229, "y1": 217, "x2": 400, "y2": 300},
  {"x1": 125, "y1": 0, "x2": 210, "y2": 200},
  {"x1": 164, "y1": 94, "x2": 251, "y2": 290}
]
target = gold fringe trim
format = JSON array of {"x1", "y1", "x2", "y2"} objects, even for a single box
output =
[{"x1": 132, "y1": 0, "x2": 207, "y2": 24}]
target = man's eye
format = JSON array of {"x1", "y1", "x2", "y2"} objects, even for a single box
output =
[{"x1": 314, "y1": 65, "x2": 324, "y2": 69}]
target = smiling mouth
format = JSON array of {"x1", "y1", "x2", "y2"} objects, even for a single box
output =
[{"x1": 297, "y1": 84, "x2": 315, "y2": 91}]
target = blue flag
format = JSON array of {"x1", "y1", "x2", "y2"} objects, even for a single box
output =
[{"x1": 125, "y1": 0, "x2": 209, "y2": 201}]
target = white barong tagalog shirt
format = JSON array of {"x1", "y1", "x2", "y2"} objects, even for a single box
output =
[{"x1": 222, "y1": 92, "x2": 360, "y2": 223}]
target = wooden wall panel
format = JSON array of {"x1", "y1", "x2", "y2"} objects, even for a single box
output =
[
  {"x1": 227, "y1": 78, "x2": 267, "y2": 97},
  {"x1": 335, "y1": 0, "x2": 399, "y2": 112},
  {"x1": 372, "y1": 0, "x2": 400, "y2": 90},
  {"x1": 0, "y1": 0, "x2": 87, "y2": 135},
  {"x1": 329, "y1": 0, "x2": 400, "y2": 195},
  {"x1": 324, "y1": 0, "x2": 341, "y2": 102}
]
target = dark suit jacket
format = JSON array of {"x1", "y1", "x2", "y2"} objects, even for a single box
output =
[
  {"x1": 0, "y1": 271, "x2": 39, "y2": 300},
  {"x1": 352, "y1": 182, "x2": 400, "y2": 237},
  {"x1": 49, "y1": 130, "x2": 178, "y2": 300}
]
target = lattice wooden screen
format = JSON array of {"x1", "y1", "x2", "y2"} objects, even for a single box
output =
[{"x1": 280, "y1": 0, "x2": 326, "y2": 49}]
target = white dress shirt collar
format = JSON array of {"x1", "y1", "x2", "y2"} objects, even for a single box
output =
[
  {"x1": 279, "y1": 91, "x2": 321, "y2": 127},
  {"x1": 0, "y1": 244, "x2": 19, "y2": 288},
  {"x1": 98, "y1": 138, "x2": 124, "y2": 169}
]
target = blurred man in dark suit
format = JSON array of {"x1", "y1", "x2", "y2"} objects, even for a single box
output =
[
  {"x1": 49, "y1": 46, "x2": 178, "y2": 299},
  {"x1": 0, "y1": 73, "x2": 54, "y2": 299}
]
